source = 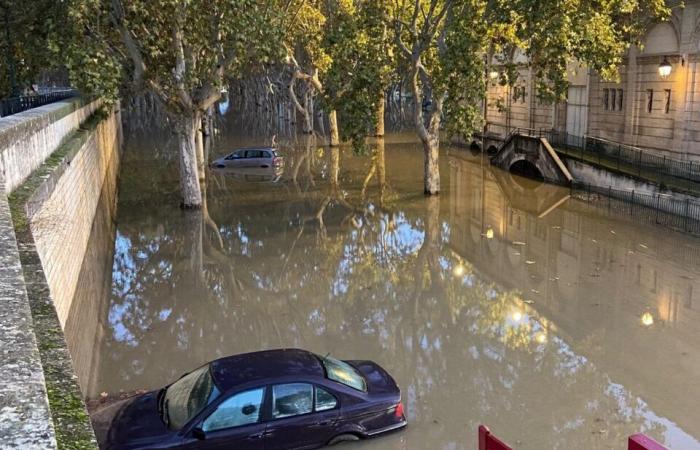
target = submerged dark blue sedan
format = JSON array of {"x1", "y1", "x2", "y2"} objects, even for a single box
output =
[{"x1": 94, "y1": 349, "x2": 406, "y2": 449}]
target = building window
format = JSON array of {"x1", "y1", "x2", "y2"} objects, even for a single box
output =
[
  {"x1": 664, "y1": 89, "x2": 671, "y2": 114},
  {"x1": 603, "y1": 89, "x2": 609, "y2": 110},
  {"x1": 617, "y1": 89, "x2": 623, "y2": 111},
  {"x1": 647, "y1": 89, "x2": 654, "y2": 113},
  {"x1": 611, "y1": 89, "x2": 616, "y2": 111}
]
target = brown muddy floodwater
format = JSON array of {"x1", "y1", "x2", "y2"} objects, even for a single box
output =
[{"x1": 69, "y1": 123, "x2": 700, "y2": 449}]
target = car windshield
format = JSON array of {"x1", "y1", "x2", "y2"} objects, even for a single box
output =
[
  {"x1": 162, "y1": 365, "x2": 221, "y2": 430},
  {"x1": 319, "y1": 356, "x2": 366, "y2": 391}
]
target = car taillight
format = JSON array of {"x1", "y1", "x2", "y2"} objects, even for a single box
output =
[{"x1": 394, "y1": 402, "x2": 404, "y2": 418}]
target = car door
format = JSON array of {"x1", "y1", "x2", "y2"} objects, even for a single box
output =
[
  {"x1": 264, "y1": 383, "x2": 340, "y2": 450},
  {"x1": 179, "y1": 387, "x2": 268, "y2": 450},
  {"x1": 244, "y1": 150, "x2": 261, "y2": 167},
  {"x1": 228, "y1": 151, "x2": 245, "y2": 167}
]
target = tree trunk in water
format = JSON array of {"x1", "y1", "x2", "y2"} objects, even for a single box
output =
[
  {"x1": 329, "y1": 110, "x2": 340, "y2": 147},
  {"x1": 422, "y1": 136, "x2": 440, "y2": 195},
  {"x1": 375, "y1": 138, "x2": 386, "y2": 205},
  {"x1": 375, "y1": 95, "x2": 385, "y2": 137},
  {"x1": 410, "y1": 60, "x2": 441, "y2": 196},
  {"x1": 330, "y1": 147, "x2": 340, "y2": 188},
  {"x1": 179, "y1": 113, "x2": 203, "y2": 209},
  {"x1": 195, "y1": 119, "x2": 205, "y2": 181}
]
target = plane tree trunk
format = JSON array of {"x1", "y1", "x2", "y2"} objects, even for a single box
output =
[
  {"x1": 178, "y1": 111, "x2": 204, "y2": 209},
  {"x1": 410, "y1": 60, "x2": 442, "y2": 195}
]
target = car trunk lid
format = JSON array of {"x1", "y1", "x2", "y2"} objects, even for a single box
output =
[{"x1": 346, "y1": 360, "x2": 400, "y2": 396}]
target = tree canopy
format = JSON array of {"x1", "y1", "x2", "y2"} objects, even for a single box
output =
[{"x1": 56, "y1": 0, "x2": 670, "y2": 203}]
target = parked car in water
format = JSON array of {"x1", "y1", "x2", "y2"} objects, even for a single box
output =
[
  {"x1": 210, "y1": 165, "x2": 284, "y2": 184},
  {"x1": 93, "y1": 349, "x2": 406, "y2": 450},
  {"x1": 212, "y1": 147, "x2": 282, "y2": 169}
]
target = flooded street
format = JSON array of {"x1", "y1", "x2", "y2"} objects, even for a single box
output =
[{"x1": 69, "y1": 120, "x2": 700, "y2": 449}]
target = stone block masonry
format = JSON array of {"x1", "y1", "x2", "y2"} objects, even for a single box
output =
[
  {"x1": 28, "y1": 108, "x2": 122, "y2": 328},
  {"x1": 0, "y1": 98, "x2": 100, "y2": 194},
  {"x1": 0, "y1": 174, "x2": 57, "y2": 448},
  {"x1": 0, "y1": 98, "x2": 122, "y2": 449}
]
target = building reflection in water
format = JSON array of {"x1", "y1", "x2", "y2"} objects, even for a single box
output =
[{"x1": 69, "y1": 131, "x2": 700, "y2": 449}]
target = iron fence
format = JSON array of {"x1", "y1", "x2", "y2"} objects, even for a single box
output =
[
  {"x1": 544, "y1": 130, "x2": 700, "y2": 186},
  {"x1": 0, "y1": 89, "x2": 78, "y2": 117},
  {"x1": 570, "y1": 180, "x2": 700, "y2": 235}
]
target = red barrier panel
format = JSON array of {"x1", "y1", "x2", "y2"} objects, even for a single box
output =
[
  {"x1": 479, "y1": 425, "x2": 513, "y2": 450},
  {"x1": 629, "y1": 434, "x2": 669, "y2": 450}
]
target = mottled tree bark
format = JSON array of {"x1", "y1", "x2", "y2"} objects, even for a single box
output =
[
  {"x1": 329, "y1": 110, "x2": 340, "y2": 147},
  {"x1": 375, "y1": 95, "x2": 385, "y2": 137},
  {"x1": 411, "y1": 61, "x2": 442, "y2": 195},
  {"x1": 179, "y1": 112, "x2": 203, "y2": 209}
]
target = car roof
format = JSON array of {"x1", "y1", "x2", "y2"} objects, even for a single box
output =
[
  {"x1": 231, "y1": 147, "x2": 275, "y2": 153},
  {"x1": 210, "y1": 349, "x2": 324, "y2": 392}
]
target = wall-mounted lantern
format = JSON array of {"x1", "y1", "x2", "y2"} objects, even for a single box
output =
[{"x1": 658, "y1": 57, "x2": 672, "y2": 78}]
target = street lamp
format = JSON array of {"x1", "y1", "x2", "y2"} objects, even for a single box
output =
[{"x1": 658, "y1": 57, "x2": 672, "y2": 78}]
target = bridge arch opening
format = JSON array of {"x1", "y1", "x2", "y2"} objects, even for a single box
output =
[{"x1": 509, "y1": 159, "x2": 544, "y2": 182}]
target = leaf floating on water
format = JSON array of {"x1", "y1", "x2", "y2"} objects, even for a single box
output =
[
  {"x1": 100, "y1": 392, "x2": 108, "y2": 398},
  {"x1": 552, "y1": 226, "x2": 561, "y2": 230},
  {"x1": 525, "y1": 260, "x2": 535, "y2": 265},
  {"x1": 512, "y1": 241, "x2": 527, "y2": 246},
  {"x1": 523, "y1": 300, "x2": 534, "y2": 304},
  {"x1": 514, "y1": 252, "x2": 521, "y2": 256},
  {"x1": 530, "y1": 289, "x2": 540, "y2": 294},
  {"x1": 639, "y1": 243, "x2": 648, "y2": 249}
]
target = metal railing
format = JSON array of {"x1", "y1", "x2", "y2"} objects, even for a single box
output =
[
  {"x1": 0, "y1": 89, "x2": 79, "y2": 117},
  {"x1": 570, "y1": 180, "x2": 700, "y2": 235},
  {"x1": 543, "y1": 129, "x2": 700, "y2": 186}
]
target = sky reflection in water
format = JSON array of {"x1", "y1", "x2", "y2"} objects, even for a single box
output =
[{"x1": 70, "y1": 126, "x2": 700, "y2": 450}]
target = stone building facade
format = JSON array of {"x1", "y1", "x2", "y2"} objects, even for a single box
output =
[{"x1": 486, "y1": 0, "x2": 700, "y2": 160}]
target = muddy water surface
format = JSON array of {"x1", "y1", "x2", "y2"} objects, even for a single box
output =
[{"x1": 70, "y1": 124, "x2": 700, "y2": 449}]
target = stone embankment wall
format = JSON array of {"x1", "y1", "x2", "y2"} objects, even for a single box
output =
[
  {"x1": 0, "y1": 98, "x2": 122, "y2": 449},
  {"x1": 0, "y1": 98, "x2": 101, "y2": 193},
  {"x1": 28, "y1": 108, "x2": 122, "y2": 328}
]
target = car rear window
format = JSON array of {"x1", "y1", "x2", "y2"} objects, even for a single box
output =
[{"x1": 319, "y1": 356, "x2": 366, "y2": 392}]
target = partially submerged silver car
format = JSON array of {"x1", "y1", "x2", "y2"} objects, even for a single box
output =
[{"x1": 212, "y1": 147, "x2": 282, "y2": 169}]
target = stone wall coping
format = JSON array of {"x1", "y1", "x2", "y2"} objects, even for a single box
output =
[
  {"x1": 0, "y1": 97, "x2": 87, "y2": 146},
  {"x1": 0, "y1": 171, "x2": 58, "y2": 449}
]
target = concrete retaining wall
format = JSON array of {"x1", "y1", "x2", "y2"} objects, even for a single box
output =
[{"x1": 0, "y1": 98, "x2": 100, "y2": 193}]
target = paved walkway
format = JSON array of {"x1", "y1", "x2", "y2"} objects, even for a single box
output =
[{"x1": 554, "y1": 145, "x2": 700, "y2": 196}]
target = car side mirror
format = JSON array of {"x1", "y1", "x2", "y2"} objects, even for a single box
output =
[
  {"x1": 242, "y1": 404, "x2": 257, "y2": 416},
  {"x1": 192, "y1": 427, "x2": 206, "y2": 440}
]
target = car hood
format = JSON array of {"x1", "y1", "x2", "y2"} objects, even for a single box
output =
[
  {"x1": 97, "y1": 391, "x2": 173, "y2": 450},
  {"x1": 347, "y1": 360, "x2": 400, "y2": 396}
]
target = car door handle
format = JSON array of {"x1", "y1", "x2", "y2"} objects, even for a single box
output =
[
  {"x1": 313, "y1": 420, "x2": 334, "y2": 427},
  {"x1": 247, "y1": 431, "x2": 266, "y2": 440}
]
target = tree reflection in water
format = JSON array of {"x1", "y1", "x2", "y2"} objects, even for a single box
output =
[{"x1": 81, "y1": 129, "x2": 700, "y2": 449}]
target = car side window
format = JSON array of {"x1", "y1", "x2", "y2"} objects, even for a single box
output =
[
  {"x1": 246, "y1": 150, "x2": 262, "y2": 158},
  {"x1": 262, "y1": 151, "x2": 271, "y2": 158},
  {"x1": 202, "y1": 388, "x2": 264, "y2": 432},
  {"x1": 315, "y1": 386, "x2": 337, "y2": 412},
  {"x1": 272, "y1": 383, "x2": 313, "y2": 419}
]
